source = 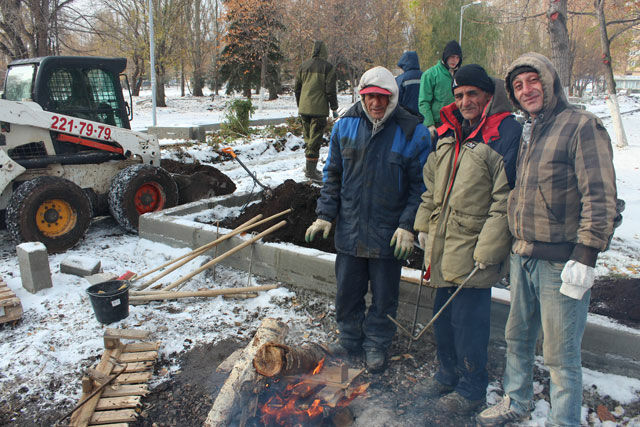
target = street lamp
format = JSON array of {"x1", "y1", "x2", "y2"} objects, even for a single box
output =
[{"x1": 459, "y1": 1, "x2": 482, "y2": 47}]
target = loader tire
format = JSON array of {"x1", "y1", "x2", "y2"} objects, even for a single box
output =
[
  {"x1": 6, "y1": 177, "x2": 92, "y2": 253},
  {"x1": 108, "y1": 164, "x2": 178, "y2": 233}
]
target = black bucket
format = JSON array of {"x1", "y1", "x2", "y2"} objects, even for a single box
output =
[{"x1": 86, "y1": 280, "x2": 130, "y2": 324}]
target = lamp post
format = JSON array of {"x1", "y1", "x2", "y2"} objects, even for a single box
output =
[{"x1": 459, "y1": 1, "x2": 482, "y2": 46}]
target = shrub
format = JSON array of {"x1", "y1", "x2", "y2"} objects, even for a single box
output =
[{"x1": 221, "y1": 99, "x2": 255, "y2": 135}]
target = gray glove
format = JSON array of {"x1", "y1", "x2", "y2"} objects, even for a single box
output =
[
  {"x1": 560, "y1": 260, "x2": 595, "y2": 300},
  {"x1": 305, "y1": 219, "x2": 332, "y2": 243}
]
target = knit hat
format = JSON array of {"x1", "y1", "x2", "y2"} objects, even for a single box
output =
[
  {"x1": 508, "y1": 65, "x2": 538, "y2": 89},
  {"x1": 452, "y1": 64, "x2": 495, "y2": 94},
  {"x1": 442, "y1": 40, "x2": 463, "y2": 68}
]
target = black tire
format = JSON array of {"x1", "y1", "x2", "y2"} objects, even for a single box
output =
[
  {"x1": 6, "y1": 176, "x2": 92, "y2": 253},
  {"x1": 108, "y1": 164, "x2": 178, "y2": 233}
]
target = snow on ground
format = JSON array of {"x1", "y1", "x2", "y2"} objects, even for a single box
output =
[{"x1": 1, "y1": 88, "x2": 640, "y2": 423}]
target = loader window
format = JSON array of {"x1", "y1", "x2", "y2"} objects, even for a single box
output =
[
  {"x1": 4, "y1": 64, "x2": 35, "y2": 101},
  {"x1": 48, "y1": 69, "x2": 94, "y2": 120},
  {"x1": 87, "y1": 69, "x2": 123, "y2": 127}
]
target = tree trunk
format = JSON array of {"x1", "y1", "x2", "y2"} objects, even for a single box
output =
[
  {"x1": 192, "y1": 0, "x2": 204, "y2": 96},
  {"x1": 595, "y1": 0, "x2": 628, "y2": 148},
  {"x1": 547, "y1": 0, "x2": 572, "y2": 93},
  {"x1": 156, "y1": 65, "x2": 167, "y2": 107},
  {"x1": 181, "y1": 61, "x2": 185, "y2": 97}
]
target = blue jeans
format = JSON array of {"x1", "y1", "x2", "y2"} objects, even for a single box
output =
[
  {"x1": 504, "y1": 254, "x2": 589, "y2": 426},
  {"x1": 433, "y1": 286, "x2": 491, "y2": 401},
  {"x1": 334, "y1": 253, "x2": 401, "y2": 352}
]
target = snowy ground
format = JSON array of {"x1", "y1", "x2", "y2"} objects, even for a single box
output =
[{"x1": 1, "y1": 87, "x2": 640, "y2": 425}]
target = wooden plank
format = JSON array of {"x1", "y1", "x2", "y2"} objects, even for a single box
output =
[
  {"x1": 89, "y1": 409, "x2": 137, "y2": 424},
  {"x1": 104, "y1": 328, "x2": 150, "y2": 340},
  {"x1": 70, "y1": 345, "x2": 123, "y2": 427},
  {"x1": 0, "y1": 290, "x2": 15, "y2": 299},
  {"x1": 123, "y1": 362, "x2": 153, "y2": 373},
  {"x1": 123, "y1": 342, "x2": 160, "y2": 353},
  {"x1": 95, "y1": 396, "x2": 141, "y2": 411},
  {"x1": 88, "y1": 424, "x2": 129, "y2": 427},
  {"x1": 315, "y1": 385, "x2": 345, "y2": 408},
  {"x1": 0, "y1": 297, "x2": 20, "y2": 307},
  {"x1": 0, "y1": 304, "x2": 23, "y2": 323},
  {"x1": 101, "y1": 384, "x2": 148, "y2": 398},
  {"x1": 118, "y1": 351, "x2": 158, "y2": 363},
  {"x1": 114, "y1": 372, "x2": 152, "y2": 384}
]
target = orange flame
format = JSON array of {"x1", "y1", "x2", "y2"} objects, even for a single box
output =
[{"x1": 311, "y1": 358, "x2": 325, "y2": 375}]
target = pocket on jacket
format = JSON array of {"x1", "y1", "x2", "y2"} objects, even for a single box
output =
[
  {"x1": 441, "y1": 212, "x2": 480, "y2": 281},
  {"x1": 535, "y1": 186, "x2": 561, "y2": 224}
]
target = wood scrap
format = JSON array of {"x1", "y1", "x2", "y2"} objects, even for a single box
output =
[
  {"x1": 253, "y1": 342, "x2": 328, "y2": 377},
  {"x1": 204, "y1": 318, "x2": 289, "y2": 427},
  {"x1": 129, "y1": 284, "x2": 277, "y2": 303},
  {"x1": 0, "y1": 279, "x2": 22, "y2": 324}
]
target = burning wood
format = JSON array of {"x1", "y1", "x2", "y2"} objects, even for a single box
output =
[{"x1": 253, "y1": 342, "x2": 327, "y2": 377}]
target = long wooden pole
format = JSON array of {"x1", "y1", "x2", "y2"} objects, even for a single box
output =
[
  {"x1": 129, "y1": 284, "x2": 278, "y2": 302},
  {"x1": 159, "y1": 220, "x2": 287, "y2": 292},
  {"x1": 136, "y1": 209, "x2": 292, "y2": 291},
  {"x1": 133, "y1": 214, "x2": 263, "y2": 284}
]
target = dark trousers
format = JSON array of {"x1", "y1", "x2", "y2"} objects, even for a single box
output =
[
  {"x1": 433, "y1": 286, "x2": 491, "y2": 401},
  {"x1": 301, "y1": 114, "x2": 327, "y2": 159},
  {"x1": 334, "y1": 253, "x2": 402, "y2": 352}
]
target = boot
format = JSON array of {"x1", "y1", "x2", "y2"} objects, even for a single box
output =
[{"x1": 305, "y1": 159, "x2": 323, "y2": 184}]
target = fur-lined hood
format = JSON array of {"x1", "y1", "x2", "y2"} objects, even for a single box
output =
[{"x1": 504, "y1": 52, "x2": 567, "y2": 117}]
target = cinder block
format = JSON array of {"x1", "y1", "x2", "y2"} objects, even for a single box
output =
[
  {"x1": 16, "y1": 242, "x2": 52, "y2": 293},
  {"x1": 60, "y1": 255, "x2": 101, "y2": 277},
  {"x1": 85, "y1": 272, "x2": 118, "y2": 285}
]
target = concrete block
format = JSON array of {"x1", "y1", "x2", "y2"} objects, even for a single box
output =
[
  {"x1": 16, "y1": 242, "x2": 52, "y2": 293},
  {"x1": 85, "y1": 272, "x2": 118, "y2": 285},
  {"x1": 60, "y1": 255, "x2": 101, "y2": 277}
]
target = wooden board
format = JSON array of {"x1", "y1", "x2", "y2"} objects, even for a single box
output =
[
  {"x1": 101, "y1": 384, "x2": 148, "y2": 398},
  {"x1": 95, "y1": 396, "x2": 141, "y2": 411},
  {"x1": 0, "y1": 283, "x2": 23, "y2": 323},
  {"x1": 89, "y1": 409, "x2": 138, "y2": 424},
  {"x1": 118, "y1": 351, "x2": 158, "y2": 363}
]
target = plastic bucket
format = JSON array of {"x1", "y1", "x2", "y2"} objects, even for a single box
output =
[{"x1": 86, "y1": 280, "x2": 130, "y2": 324}]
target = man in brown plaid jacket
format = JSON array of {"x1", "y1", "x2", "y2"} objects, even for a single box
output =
[{"x1": 477, "y1": 53, "x2": 618, "y2": 427}]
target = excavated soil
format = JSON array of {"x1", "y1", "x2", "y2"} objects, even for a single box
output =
[
  {"x1": 161, "y1": 159, "x2": 236, "y2": 204},
  {"x1": 222, "y1": 180, "x2": 640, "y2": 329}
]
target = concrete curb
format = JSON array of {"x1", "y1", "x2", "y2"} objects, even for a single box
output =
[
  {"x1": 147, "y1": 117, "x2": 291, "y2": 141},
  {"x1": 139, "y1": 194, "x2": 640, "y2": 379}
]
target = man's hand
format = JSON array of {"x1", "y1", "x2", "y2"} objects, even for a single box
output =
[
  {"x1": 390, "y1": 228, "x2": 414, "y2": 260},
  {"x1": 560, "y1": 260, "x2": 595, "y2": 300},
  {"x1": 332, "y1": 110, "x2": 339, "y2": 119},
  {"x1": 305, "y1": 219, "x2": 332, "y2": 243},
  {"x1": 417, "y1": 231, "x2": 428, "y2": 250},
  {"x1": 428, "y1": 125, "x2": 437, "y2": 140},
  {"x1": 475, "y1": 261, "x2": 488, "y2": 270}
]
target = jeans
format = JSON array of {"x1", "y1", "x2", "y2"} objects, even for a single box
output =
[
  {"x1": 504, "y1": 254, "x2": 589, "y2": 426},
  {"x1": 301, "y1": 115, "x2": 327, "y2": 159},
  {"x1": 334, "y1": 253, "x2": 401, "y2": 352},
  {"x1": 433, "y1": 286, "x2": 491, "y2": 401}
]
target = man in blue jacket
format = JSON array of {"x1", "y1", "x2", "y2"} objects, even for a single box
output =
[
  {"x1": 396, "y1": 51, "x2": 423, "y2": 120},
  {"x1": 304, "y1": 66, "x2": 431, "y2": 372}
]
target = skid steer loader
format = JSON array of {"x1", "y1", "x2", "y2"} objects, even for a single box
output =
[{"x1": 0, "y1": 56, "x2": 179, "y2": 253}]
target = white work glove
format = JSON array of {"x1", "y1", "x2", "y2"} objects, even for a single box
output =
[
  {"x1": 305, "y1": 219, "x2": 332, "y2": 243},
  {"x1": 418, "y1": 231, "x2": 428, "y2": 250},
  {"x1": 390, "y1": 228, "x2": 414, "y2": 260},
  {"x1": 428, "y1": 125, "x2": 437, "y2": 140},
  {"x1": 560, "y1": 260, "x2": 595, "y2": 300}
]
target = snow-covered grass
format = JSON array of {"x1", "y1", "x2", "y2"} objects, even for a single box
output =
[{"x1": 0, "y1": 89, "x2": 639, "y2": 423}]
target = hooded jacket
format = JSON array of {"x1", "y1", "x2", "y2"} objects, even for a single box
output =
[
  {"x1": 295, "y1": 41, "x2": 338, "y2": 116},
  {"x1": 316, "y1": 67, "x2": 431, "y2": 258},
  {"x1": 504, "y1": 52, "x2": 617, "y2": 267},
  {"x1": 418, "y1": 41, "x2": 462, "y2": 128},
  {"x1": 395, "y1": 51, "x2": 423, "y2": 118},
  {"x1": 414, "y1": 79, "x2": 521, "y2": 288}
]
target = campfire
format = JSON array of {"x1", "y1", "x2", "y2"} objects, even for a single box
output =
[{"x1": 204, "y1": 319, "x2": 369, "y2": 427}]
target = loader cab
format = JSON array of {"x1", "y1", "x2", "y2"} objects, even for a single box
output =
[{"x1": 3, "y1": 56, "x2": 132, "y2": 129}]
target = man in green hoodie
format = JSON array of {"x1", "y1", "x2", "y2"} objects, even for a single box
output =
[
  {"x1": 418, "y1": 40, "x2": 462, "y2": 140},
  {"x1": 295, "y1": 40, "x2": 339, "y2": 183}
]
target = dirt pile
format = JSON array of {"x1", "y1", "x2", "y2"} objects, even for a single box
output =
[{"x1": 161, "y1": 159, "x2": 236, "y2": 204}]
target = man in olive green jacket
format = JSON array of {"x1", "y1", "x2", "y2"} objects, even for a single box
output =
[
  {"x1": 414, "y1": 64, "x2": 521, "y2": 416},
  {"x1": 295, "y1": 40, "x2": 338, "y2": 183}
]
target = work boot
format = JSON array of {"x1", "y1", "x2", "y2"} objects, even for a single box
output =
[
  {"x1": 476, "y1": 395, "x2": 532, "y2": 426},
  {"x1": 305, "y1": 159, "x2": 323, "y2": 184},
  {"x1": 324, "y1": 341, "x2": 362, "y2": 359},
  {"x1": 435, "y1": 391, "x2": 483, "y2": 414},
  {"x1": 364, "y1": 348, "x2": 386, "y2": 373},
  {"x1": 414, "y1": 376, "x2": 455, "y2": 398}
]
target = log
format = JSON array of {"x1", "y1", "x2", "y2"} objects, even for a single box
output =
[
  {"x1": 203, "y1": 318, "x2": 289, "y2": 427},
  {"x1": 253, "y1": 342, "x2": 328, "y2": 377}
]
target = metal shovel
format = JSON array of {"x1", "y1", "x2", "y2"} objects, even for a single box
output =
[
  {"x1": 388, "y1": 266, "x2": 480, "y2": 343},
  {"x1": 221, "y1": 146, "x2": 273, "y2": 197}
]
